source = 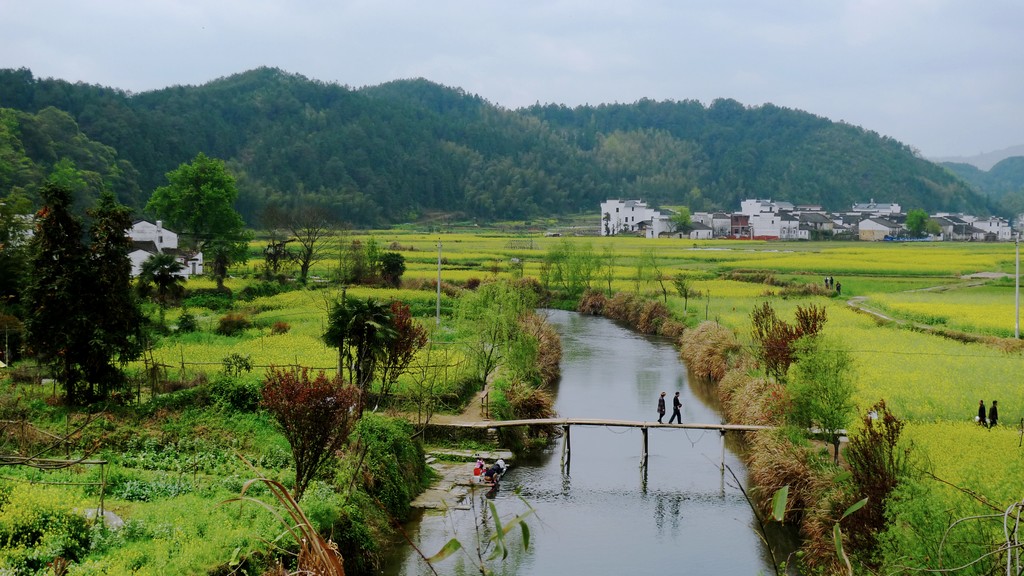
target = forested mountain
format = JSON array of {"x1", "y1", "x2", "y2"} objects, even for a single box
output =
[
  {"x1": 0, "y1": 66, "x2": 993, "y2": 225},
  {"x1": 941, "y1": 157, "x2": 1024, "y2": 221}
]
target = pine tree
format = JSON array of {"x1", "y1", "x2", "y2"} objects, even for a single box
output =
[{"x1": 25, "y1": 185, "x2": 142, "y2": 404}]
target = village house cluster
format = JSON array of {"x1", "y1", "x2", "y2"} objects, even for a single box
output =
[{"x1": 599, "y1": 199, "x2": 1014, "y2": 241}]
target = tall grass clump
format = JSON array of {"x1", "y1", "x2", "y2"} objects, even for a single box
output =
[
  {"x1": 602, "y1": 292, "x2": 673, "y2": 334},
  {"x1": 679, "y1": 321, "x2": 744, "y2": 382}
]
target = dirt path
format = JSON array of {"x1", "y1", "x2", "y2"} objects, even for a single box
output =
[{"x1": 844, "y1": 273, "x2": 1013, "y2": 343}]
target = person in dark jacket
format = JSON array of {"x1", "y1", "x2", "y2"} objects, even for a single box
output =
[
  {"x1": 657, "y1": 392, "x2": 666, "y2": 423},
  {"x1": 978, "y1": 400, "x2": 987, "y2": 426},
  {"x1": 988, "y1": 400, "x2": 998, "y2": 428},
  {"x1": 668, "y1": 391, "x2": 683, "y2": 424}
]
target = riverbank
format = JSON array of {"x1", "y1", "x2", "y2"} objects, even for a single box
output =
[{"x1": 412, "y1": 449, "x2": 513, "y2": 510}]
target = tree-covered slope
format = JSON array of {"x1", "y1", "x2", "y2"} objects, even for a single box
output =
[{"x1": 0, "y1": 66, "x2": 993, "y2": 225}]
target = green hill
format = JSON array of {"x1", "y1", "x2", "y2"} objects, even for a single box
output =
[{"x1": 0, "y1": 66, "x2": 993, "y2": 224}]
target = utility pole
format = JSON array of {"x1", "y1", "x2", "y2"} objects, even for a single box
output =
[
  {"x1": 436, "y1": 240, "x2": 442, "y2": 327},
  {"x1": 1016, "y1": 233, "x2": 1020, "y2": 339}
]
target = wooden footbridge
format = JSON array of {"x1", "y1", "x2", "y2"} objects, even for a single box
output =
[{"x1": 436, "y1": 418, "x2": 773, "y2": 471}]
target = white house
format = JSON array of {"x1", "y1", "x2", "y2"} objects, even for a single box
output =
[
  {"x1": 971, "y1": 216, "x2": 1013, "y2": 241},
  {"x1": 600, "y1": 199, "x2": 663, "y2": 236},
  {"x1": 858, "y1": 217, "x2": 902, "y2": 241},
  {"x1": 127, "y1": 220, "x2": 203, "y2": 278},
  {"x1": 692, "y1": 212, "x2": 731, "y2": 237}
]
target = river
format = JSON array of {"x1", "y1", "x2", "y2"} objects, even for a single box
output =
[{"x1": 384, "y1": 309, "x2": 781, "y2": 575}]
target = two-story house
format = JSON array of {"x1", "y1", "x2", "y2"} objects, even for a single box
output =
[{"x1": 128, "y1": 220, "x2": 204, "y2": 278}]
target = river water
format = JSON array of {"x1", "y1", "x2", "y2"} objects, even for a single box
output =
[{"x1": 384, "y1": 309, "x2": 778, "y2": 575}]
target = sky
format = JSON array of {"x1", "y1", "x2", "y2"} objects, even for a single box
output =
[{"x1": 2, "y1": 0, "x2": 1022, "y2": 159}]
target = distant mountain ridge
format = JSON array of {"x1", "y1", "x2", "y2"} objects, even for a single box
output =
[
  {"x1": 931, "y1": 145, "x2": 1024, "y2": 171},
  {"x1": 0, "y1": 66, "x2": 994, "y2": 225}
]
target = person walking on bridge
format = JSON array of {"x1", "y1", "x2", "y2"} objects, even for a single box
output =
[
  {"x1": 668, "y1": 391, "x2": 683, "y2": 424},
  {"x1": 657, "y1": 392, "x2": 666, "y2": 423}
]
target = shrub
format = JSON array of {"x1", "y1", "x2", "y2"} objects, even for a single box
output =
[
  {"x1": 270, "y1": 321, "x2": 290, "y2": 335},
  {"x1": 0, "y1": 485, "x2": 91, "y2": 572},
  {"x1": 183, "y1": 289, "x2": 233, "y2": 311},
  {"x1": 636, "y1": 300, "x2": 670, "y2": 334},
  {"x1": 238, "y1": 280, "x2": 291, "y2": 301},
  {"x1": 577, "y1": 290, "x2": 607, "y2": 315},
  {"x1": 176, "y1": 309, "x2": 199, "y2": 333},
  {"x1": 659, "y1": 318, "x2": 686, "y2": 338},
  {"x1": 604, "y1": 292, "x2": 643, "y2": 325},
  {"x1": 210, "y1": 376, "x2": 262, "y2": 412},
  {"x1": 465, "y1": 277, "x2": 481, "y2": 290},
  {"x1": 216, "y1": 313, "x2": 252, "y2": 336},
  {"x1": 844, "y1": 400, "x2": 911, "y2": 562},
  {"x1": 262, "y1": 367, "x2": 360, "y2": 499},
  {"x1": 222, "y1": 353, "x2": 253, "y2": 377},
  {"x1": 350, "y1": 413, "x2": 426, "y2": 521}
]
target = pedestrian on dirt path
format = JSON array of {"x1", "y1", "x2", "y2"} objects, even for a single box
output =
[{"x1": 657, "y1": 392, "x2": 666, "y2": 423}]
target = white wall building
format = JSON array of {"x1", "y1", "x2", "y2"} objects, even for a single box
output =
[
  {"x1": 128, "y1": 220, "x2": 203, "y2": 278},
  {"x1": 970, "y1": 216, "x2": 1013, "y2": 241},
  {"x1": 601, "y1": 199, "x2": 662, "y2": 236}
]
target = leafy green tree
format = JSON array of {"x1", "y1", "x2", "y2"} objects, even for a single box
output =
[
  {"x1": 670, "y1": 207, "x2": 692, "y2": 234},
  {"x1": 145, "y1": 153, "x2": 250, "y2": 290},
  {"x1": 136, "y1": 252, "x2": 185, "y2": 326},
  {"x1": 905, "y1": 208, "x2": 929, "y2": 237},
  {"x1": 672, "y1": 273, "x2": 696, "y2": 311},
  {"x1": 379, "y1": 252, "x2": 406, "y2": 288},
  {"x1": 544, "y1": 240, "x2": 598, "y2": 297},
  {"x1": 787, "y1": 335, "x2": 856, "y2": 464},
  {"x1": 457, "y1": 280, "x2": 536, "y2": 387},
  {"x1": 634, "y1": 248, "x2": 658, "y2": 294}
]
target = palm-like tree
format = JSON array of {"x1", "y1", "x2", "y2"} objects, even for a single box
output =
[
  {"x1": 137, "y1": 253, "x2": 185, "y2": 326},
  {"x1": 323, "y1": 296, "x2": 396, "y2": 414}
]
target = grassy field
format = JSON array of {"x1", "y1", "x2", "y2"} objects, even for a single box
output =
[{"x1": 5, "y1": 233, "x2": 1024, "y2": 574}]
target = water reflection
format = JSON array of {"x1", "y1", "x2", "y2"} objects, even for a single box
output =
[{"x1": 384, "y1": 310, "x2": 778, "y2": 576}]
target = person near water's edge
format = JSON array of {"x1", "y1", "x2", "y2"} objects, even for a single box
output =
[
  {"x1": 668, "y1": 391, "x2": 682, "y2": 424},
  {"x1": 657, "y1": 392, "x2": 666, "y2": 423}
]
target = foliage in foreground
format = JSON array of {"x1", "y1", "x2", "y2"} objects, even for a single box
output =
[{"x1": 262, "y1": 367, "x2": 360, "y2": 500}]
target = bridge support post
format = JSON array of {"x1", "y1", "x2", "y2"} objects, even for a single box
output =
[
  {"x1": 561, "y1": 424, "x2": 571, "y2": 470},
  {"x1": 641, "y1": 427, "x2": 649, "y2": 470},
  {"x1": 720, "y1": 429, "x2": 727, "y2": 473}
]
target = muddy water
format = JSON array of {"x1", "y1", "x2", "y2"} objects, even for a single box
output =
[{"x1": 383, "y1": 309, "x2": 780, "y2": 575}]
